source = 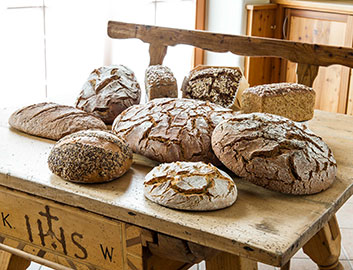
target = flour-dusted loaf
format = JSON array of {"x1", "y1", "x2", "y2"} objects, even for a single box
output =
[
  {"x1": 112, "y1": 98, "x2": 235, "y2": 165},
  {"x1": 181, "y1": 66, "x2": 249, "y2": 110},
  {"x1": 76, "y1": 65, "x2": 141, "y2": 124},
  {"x1": 241, "y1": 83, "x2": 315, "y2": 121},
  {"x1": 145, "y1": 65, "x2": 178, "y2": 101},
  {"x1": 48, "y1": 130, "x2": 133, "y2": 183},
  {"x1": 8, "y1": 102, "x2": 107, "y2": 140},
  {"x1": 212, "y1": 113, "x2": 337, "y2": 195},
  {"x1": 144, "y1": 162, "x2": 237, "y2": 211}
]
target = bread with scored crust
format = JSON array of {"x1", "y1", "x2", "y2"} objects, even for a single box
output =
[
  {"x1": 144, "y1": 161, "x2": 237, "y2": 211},
  {"x1": 211, "y1": 112, "x2": 336, "y2": 195},
  {"x1": 112, "y1": 98, "x2": 235, "y2": 165},
  {"x1": 8, "y1": 102, "x2": 107, "y2": 140}
]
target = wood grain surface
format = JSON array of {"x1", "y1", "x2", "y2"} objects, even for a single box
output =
[
  {"x1": 0, "y1": 107, "x2": 353, "y2": 267},
  {"x1": 107, "y1": 21, "x2": 353, "y2": 68}
]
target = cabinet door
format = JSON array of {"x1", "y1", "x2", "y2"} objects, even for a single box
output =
[{"x1": 284, "y1": 9, "x2": 353, "y2": 113}]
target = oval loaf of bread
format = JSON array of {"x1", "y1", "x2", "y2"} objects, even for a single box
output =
[
  {"x1": 48, "y1": 130, "x2": 133, "y2": 183},
  {"x1": 112, "y1": 98, "x2": 235, "y2": 165},
  {"x1": 144, "y1": 161, "x2": 237, "y2": 211},
  {"x1": 212, "y1": 113, "x2": 337, "y2": 195},
  {"x1": 9, "y1": 102, "x2": 107, "y2": 140}
]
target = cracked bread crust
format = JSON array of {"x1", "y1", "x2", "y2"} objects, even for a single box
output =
[
  {"x1": 75, "y1": 65, "x2": 141, "y2": 124},
  {"x1": 48, "y1": 130, "x2": 133, "y2": 183},
  {"x1": 241, "y1": 83, "x2": 315, "y2": 122},
  {"x1": 144, "y1": 161, "x2": 237, "y2": 211},
  {"x1": 181, "y1": 66, "x2": 249, "y2": 110},
  {"x1": 112, "y1": 98, "x2": 235, "y2": 165},
  {"x1": 145, "y1": 65, "x2": 178, "y2": 100},
  {"x1": 211, "y1": 113, "x2": 337, "y2": 195},
  {"x1": 8, "y1": 102, "x2": 107, "y2": 140}
]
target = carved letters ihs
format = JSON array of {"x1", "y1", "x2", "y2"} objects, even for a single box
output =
[{"x1": 25, "y1": 205, "x2": 88, "y2": 260}]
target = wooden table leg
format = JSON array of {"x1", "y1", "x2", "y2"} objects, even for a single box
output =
[
  {"x1": 205, "y1": 251, "x2": 258, "y2": 270},
  {"x1": 0, "y1": 250, "x2": 31, "y2": 270},
  {"x1": 303, "y1": 215, "x2": 343, "y2": 270}
]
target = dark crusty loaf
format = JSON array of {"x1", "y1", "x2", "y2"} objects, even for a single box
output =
[
  {"x1": 241, "y1": 83, "x2": 315, "y2": 121},
  {"x1": 48, "y1": 130, "x2": 133, "y2": 183},
  {"x1": 212, "y1": 113, "x2": 337, "y2": 195},
  {"x1": 112, "y1": 98, "x2": 235, "y2": 165},
  {"x1": 145, "y1": 65, "x2": 178, "y2": 101},
  {"x1": 144, "y1": 161, "x2": 237, "y2": 211},
  {"x1": 181, "y1": 66, "x2": 249, "y2": 110},
  {"x1": 76, "y1": 65, "x2": 141, "y2": 124},
  {"x1": 8, "y1": 102, "x2": 107, "y2": 140}
]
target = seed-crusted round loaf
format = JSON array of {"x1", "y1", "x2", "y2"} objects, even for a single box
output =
[
  {"x1": 181, "y1": 66, "x2": 249, "y2": 110},
  {"x1": 145, "y1": 65, "x2": 178, "y2": 101},
  {"x1": 76, "y1": 65, "x2": 141, "y2": 124},
  {"x1": 112, "y1": 98, "x2": 235, "y2": 165},
  {"x1": 48, "y1": 130, "x2": 133, "y2": 183},
  {"x1": 241, "y1": 83, "x2": 315, "y2": 121},
  {"x1": 144, "y1": 161, "x2": 237, "y2": 211},
  {"x1": 211, "y1": 113, "x2": 337, "y2": 195},
  {"x1": 8, "y1": 102, "x2": 107, "y2": 140}
]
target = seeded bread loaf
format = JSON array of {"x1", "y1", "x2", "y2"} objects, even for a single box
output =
[
  {"x1": 241, "y1": 83, "x2": 315, "y2": 121},
  {"x1": 181, "y1": 66, "x2": 249, "y2": 110},
  {"x1": 212, "y1": 113, "x2": 337, "y2": 195},
  {"x1": 48, "y1": 130, "x2": 133, "y2": 183},
  {"x1": 144, "y1": 161, "x2": 237, "y2": 211},
  {"x1": 76, "y1": 65, "x2": 141, "y2": 124},
  {"x1": 112, "y1": 98, "x2": 235, "y2": 165},
  {"x1": 8, "y1": 102, "x2": 107, "y2": 140},
  {"x1": 145, "y1": 65, "x2": 178, "y2": 101}
]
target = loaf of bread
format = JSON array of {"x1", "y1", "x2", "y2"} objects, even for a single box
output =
[
  {"x1": 8, "y1": 102, "x2": 107, "y2": 140},
  {"x1": 144, "y1": 161, "x2": 237, "y2": 211},
  {"x1": 212, "y1": 113, "x2": 337, "y2": 195},
  {"x1": 241, "y1": 83, "x2": 315, "y2": 121},
  {"x1": 145, "y1": 65, "x2": 178, "y2": 101},
  {"x1": 76, "y1": 65, "x2": 141, "y2": 124},
  {"x1": 181, "y1": 66, "x2": 249, "y2": 110},
  {"x1": 48, "y1": 130, "x2": 133, "y2": 183},
  {"x1": 112, "y1": 98, "x2": 235, "y2": 165}
]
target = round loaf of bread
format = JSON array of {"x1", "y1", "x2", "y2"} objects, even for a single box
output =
[
  {"x1": 112, "y1": 98, "x2": 235, "y2": 165},
  {"x1": 212, "y1": 113, "x2": 337, "y2": 195},
  {"x1": 76, "y1": 65, "x2": 141, "y2": 124},
  {"x1": 48, "y1": 130, "x2": 133, "y2": 183},
  {"x1": 144, "y1": 162, "x2": 237, "y2": 211}
]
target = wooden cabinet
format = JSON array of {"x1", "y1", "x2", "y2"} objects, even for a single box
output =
[{"x1": 246, "y1": 1, "x2": 353, "y2": 115}]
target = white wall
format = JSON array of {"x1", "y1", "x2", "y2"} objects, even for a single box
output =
[{"x1": 205, "y1": 0, "x2": 269, "y2": 70}]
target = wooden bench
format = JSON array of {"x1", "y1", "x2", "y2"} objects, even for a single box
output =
[{"x1": 0, "y1": 21, "x2": 353, "y2": 270}]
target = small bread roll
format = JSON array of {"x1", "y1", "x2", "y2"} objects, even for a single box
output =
[
  {"x1": 145, "y1": 65, "x2": 178, "y2": 101},
  {"x1": 48, "y1": 130, "x2": 132, "y2": 183},
  {"x1": 144, "y1": 161, "x2": 237, "y2": 211}
]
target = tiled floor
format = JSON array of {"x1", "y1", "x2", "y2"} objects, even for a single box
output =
[{"x1": 28, "y1": 196, "x2": 353, "y2": 270}]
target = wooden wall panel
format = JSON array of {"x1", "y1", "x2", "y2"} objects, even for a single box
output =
[{"x1": 245, "y1": 4, "x2": 279, "y2": 86}]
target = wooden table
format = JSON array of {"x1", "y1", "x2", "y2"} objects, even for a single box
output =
[{"x1": 0, "y1": 107, "x2": 352, "y2": 270}]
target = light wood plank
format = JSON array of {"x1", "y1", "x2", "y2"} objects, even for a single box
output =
[{"x1": 205, "y1": 252, "x2": 258, "y2": 270}]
